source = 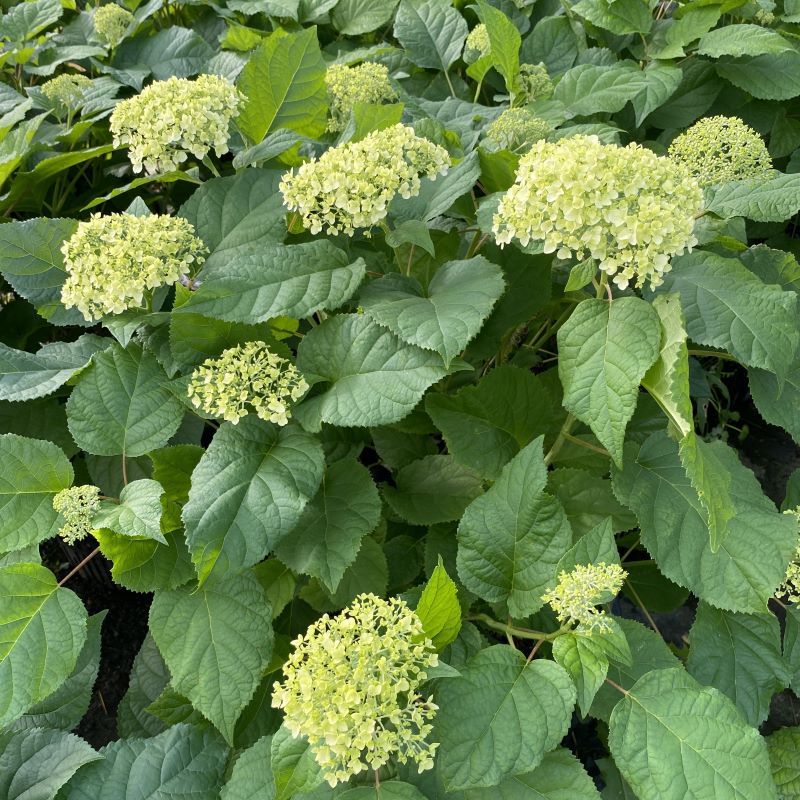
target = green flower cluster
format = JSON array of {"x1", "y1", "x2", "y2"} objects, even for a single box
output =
[
  {"x1": 484, "y1": 107, "x2": 552, "y2": 152},
  {"x1": 41, "y1": 74, "x2": 91, "y2": 110},
  {"x1": 668, "y1": 115, "x2": 773, "y2": 188},
  {"x1": 109, "y1": 75, "x2": 242, "y2": 174},
  {"x1": 280, "y1": 124, "x2": 450, "y2": 236},
  {"x1": 778, "y1": 508, "x2": 800, "y2": 603},
  {"x1": 514, "y1": 63, "x2": 554, "y2": 102},
  {"x1": 93, "y1": 3, "x2": 134, "y2": 47},
  {"x1": 187, "y1": 341, "x2": 309, "y2": 426},
  {"x1": 542, "y1": 562, "x2": 627, "y2": 634},
  {"x1": 53, "y1": 486, "x2": 101, "y2": 546},
  {"x1": 272, "y1": 593, "x2": 439, "y2": 786},
  {"x1": 325, "y1": 62, "x2": 397, "y2": 132},
  {"x1": 493, "y1": 135, "x2": 703, "y2": 290},
  {"x1": 464, "y1": 23, "x2": 490, "y2": 62},
  {"x1": 61, "y1": 213, "x2": 207, "y2": 321}
]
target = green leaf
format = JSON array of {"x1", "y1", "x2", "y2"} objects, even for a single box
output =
[
  {"x1": 553, "y1": 62, "x2": 650, "y2": 119},
  {"x1": 435, "y1": 645, "x2": 576, "y2": 791},
  {"x1": 332, "y1": 0, "x2": 398, "y2": 34},
  {"x1": 0, "y1": 562, "x2": 87, "y2": 727},
  {"x1": 706, "y1": 173, "x2": 800, "y2": 221},
  {"x1": 361, "y1": 258, "x2": 504, "y2": 366},
  {"x1": 572, "y1": 0, "x2": 653, "y2": 35},
  {"x1": 94, "y1": 479, "x2": 165, "y2": 543},
  {"x1": 416, "y1": 559, "x2": 461, "y2": 650},
  {"x1": 272, "y1": 725, "x2": 326, "y2": 800},
  {"x1": 295, "y1": 314, "x2": 449, "y2": 430},
  {"x1": 64, "y1": 724, "x2": 228, "y2": 800},
  {"x1": 426, "y1": 366, "x2": 556, "y2": 479},
  {"x1": 520, "y1": 15, "x2": 580, "y2": 75},
  {"x1": 475, "y1": 0, "x2": 521, "y2": 94},
  {"x1": 253, "y1": 560, "x2": 296, "y2": 618},
  {"x1": 237, "y1": 27, "x2": 327, "y2": 143},
  {"x1": 697, "y1": 24, "x2": 791, "y2": 57},
  {"x1": 457, "y1": 437, "x2": 572, "y2": 617},
  {"x1": 612, "y1": 431, "x2": 797, "y2": 612},
  {"x1": 630, "y1": 64, "x2": 682, "y2": 126},
  {"x1": 750, "y1": 360, "x2": 800, "y2": 445},
  {"x1": 608, "y1": 667, "x2": 776, "y2": 800},
  {"x1": 655, "y1": 251, "x2": 798, "y2": 379},
  {"x1": 767, "y1": 727, "x2": 800, "y2": 800},
  {"x1": 112, "y1": 27, "x2": 214, "y2": 80},
  {"x1": 557, "y1": 518, "x2": 621, "y2": 574},
  {"x1": 0, "y1": 728, "x2": 100, "y2": 800},
  {"x1": 274, "y1": 457, "x2": 381, "y2": 593},
  {"x1": 565, "y1": 258, "x2": 596, "y2": 292},
  {"x1": 0, "y1": 0, "x2": 62, "y2": 40},
  {"x1": 149, "y1": 571, "x2": 274, "y2": 745},
  {"x1": 558, "y1": 297, "x2": 661, "y2": 467},
  {"x1": 716, "y1": 51, "x2": 800, "y2": 100},
  {"x1": 651, "y1": 6, "x2": 721, "y2": 58},
  {"x1": 687, "y1": 603, "x2": 788, "y2": 726},
  {"x1": 0, "y1": 334, "x2": 106, "y2": 402},
  {"x1": 11, "y1": 610, "x2": 104, "y2": 732},
  {"x1": 0, "y1": 217, "x2": 86, "y2": 327},
  {"x1": 552, "y1": 632, "x2": 609, "y2": 717},
  {"x1": 0, "y1": 433, "x2": 73, "y2": 553},
  {"x1": 179, "y1": 242, "x2": 366, "y2": 323},
  {"x1": 221, "y1": 735, "x2": 273, "y2": 800},
  {"x1": 339, "y1": 784, "x2": 428, "y2": 800},
  {"x1": 66, "y1": 343, "x2": 184, "y2": 457},
  {"x1": 394, "y1": 0, "x2": 467, "y2": 74},
  {"x1": 384, "y1": 455, "x2": 483, "y2": 525},
  {"x1": 184, "y1": 417, "x2": 324, "y2": 584},
  {"x1": 116, "y1": 634, "x2": 169, "y2": 739}
]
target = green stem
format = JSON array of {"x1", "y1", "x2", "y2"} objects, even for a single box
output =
[
  {"x1": 544, "y1": 413, "x2": 577, "y2": 466},
  {"x1": 469, "y1": 613, "x2": 567, "y2": 641},
  {"x1": 687, "y1": 348, "x2": 741, "y2": 363}
]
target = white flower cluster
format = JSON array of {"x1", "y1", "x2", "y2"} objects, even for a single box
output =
[
  {"x1": 325, "y1": 62, "x2": 397, "y2": 132},
  {"x1": 493, "y1": 135, "x2": 703, "y2": 290},
  {"x1": 280, "y1": 124, "x2": 450, "y2": 236},
  {"x1": 93, "y1": 4, "x2": 134, "y2": 47},
  {"x1": 61, "y1": 213, "x2": 207, "y2": 321},
  {"x1": 272, "y1": 594, "x2": 439, "y2": 786},
  {"x1": 187, "y1": 341, "x2": 309, "y2": 426},
  {"x1": 41, "y1": 74, "x2": 92, "y2": 110},
  {"x1": 464, "y1": 23, "x2": 490, "y2": 62},
  {"x1": 109, "y1": 75, "x2": 242, "y2": 174},
  {"x1": 53, "y1": 485, "x2": 101, "y2": 545},
  {"x1": 778, "y1": 508, "x2": 800, "y2": 603}
]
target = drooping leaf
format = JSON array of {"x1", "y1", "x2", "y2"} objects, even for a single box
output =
[
  {"x1": 706, "y1": 172, "x2": 800, "y2": 221},
  {"x1": 394, "y1": 0, "x2": 467, "y2": 74},
  {"x1": 553, "y1": 62, "x2": 650, "y2": 119},
  {"x1": 552, "y1": 632, "x2": 609, "y2": 717},
  {"x1": 474, "y1": 0, "x2": 521, "y2": 93},
  {"x1": 93, "y1": 478, "x2": 165, "y2": 543}
]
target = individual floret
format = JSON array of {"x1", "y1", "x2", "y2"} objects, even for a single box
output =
[
  {"x1": 542, "y1": 562, "x2": 627, "y2": 635},
  {"x1": 464, "y1": 23, "x2": 491, "y2": 62},
  {"x1": 272, "y1": 593, "x2": 439, "y2": 786},
  {"x1": 41, "y1": 74, "x2": 92, "y2": 111},
  {"x1": 514, "y1": 63, "x2": 554, "y2": 103},
  {"x1": 61, "y1": 213, "x2": 207, "y2": 321},
  {"x1": 493, "y1": 135, "x2": 703, "y2": 290},
  {"x1": 93, "y1": 4, "x2": 134, "y2": 47},
  {"x1": 187, "y1": 341, "x2": 309, "y2": 426},
  {"x1": 484, "y1": 107, "x2": 552, "y2": 152},
  {"x1": 109, "y1": 75, "x2": 242, "y2": 174},
  {"x1": 53, "y1": 486, "x2": 101, "y2": 546},
  {"x1": 280, "y1": 123, "x2": 450, "y2": 236},
  {"x1": 668, "y1": 115, "x2": 773, "y2": 188},
  {"x1": 325, "y1": 62, "x2": 397, "y2": 132}
]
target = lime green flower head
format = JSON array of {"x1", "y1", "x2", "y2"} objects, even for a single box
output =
[
  {"x1": 53, "y1": 485, "x2": 101, "y2": 546},
  {"x1": 280, "y1": 123, "x2": 450, "y2": 236},
  {"x1": 777, "y1": 508, "x2": 800, "y2": 603},
  {"x1": 272, "y1": 593, "x2": 439, "y2": 786},
  {"x1": 484, "y1": 107, "x2": 552, "y2": 153},
  {"x1": 493, "y1": 134, "x2": 703, "y2": 290},
  {"x1": 668, "y1": 115, "x2": 773, "y2": 188},
  {"x1": 514, "y1": 63, "x2": 554, "y2": 103},
  {"x1": 325, "y1": 62, "x2": 397, "y2": 133},
  {"x1": 41, "y1": 74, "x2": 92, "y2": 110},
  {"x1": 109, "y1": 75, "x2": 242, "y2": 174},
  {"x1": 61, "y1": 213, "x2": 207, "y2": 321},
  {"x1": 464, "y1": 23, "x2": 490, "y2": 62},
  {"x1": 542, "y1": 562, "x2": 627, "y2": 635},
  {"x1": 93, "y1": 3, "x2": 134, "y2": 47},
  {"x1": 187, "y1": 341, "x2": 308, "y2": 426}
]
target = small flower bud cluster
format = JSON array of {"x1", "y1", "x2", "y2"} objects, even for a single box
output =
[
  {"x1": 542, "y1": 562, "x2": 627, "y2": 634},
  {"x1": 187, "y1": 341, "x2": 308, "y2": 426},
  {"x1": 109, "y1": 75, "x2": 242, "y2": 174},
  {"x1": 272, "y1": 594, "x2": 439, "y2": 786},
  {"x1": 280, "y1": 124, "x2": 450, "y2": 236},
  {"x1": 464, "y1": 23, "x2": 490, "y2": 62},
  {"x1": 41, "y1": 74, "x2": 92, "y2": 110},
  {"x1": 493, "y1": 135, "x2": 703, "y2": 290},
  {"x1": 325, "y1": 62, "x2": 397, "y2": 132},
  {"x1": 93, "y1": 4, "x2": 134, "y2": 47},
  {"x1": 53, "y1": 486, "x2": 101, "y2": 546},
  {"x1": 61, "y1": 213, "x2": 207, "y2": 321},
  {"x1": 668, "y1": 116, "x2": 773, "y2": 188},
  {"x1": 514, "y1": 63, "x2": 554, "y2": 102},
  {"x1": 754, "y1": 8, "x2": 775, "y2": 24},
  {"x1": 484, "y1": 107, "x2": 552, "y2": 153},
  {"x1": 777, "y1": 508, "x2": 800, "y2": 603}
]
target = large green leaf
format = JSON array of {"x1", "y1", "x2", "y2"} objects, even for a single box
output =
[
  {"x1": 630, "y1": 63, "x2": 682, "y2": 126},
  {"x1": 558, "y1": 297, "x2": 661, "y2": 467},
  {"x1": 179, "y1": 242, "x2": 366, "y2": 323},
  {"x1": 750, "y1": 359, "x2": 800, "y2": 444},
  {"x1": 94, "y1": 479, "x2": 165, "y2": 543},
  {"x1": 66, "y1": 343, "x2": 184, "y2": 457},
  {"x1": 0, "y1": 563, "x2": 87, "y2": 727},
  {"x1": 435, "y1": 645, "x2": 576, "y2": 791},
  {"x1": 183, "y1": 417, "x2": 324, "y2": 583},
  {"x1": 295, "y1": 314, "x2": 449, "y2": 430},
  {"x1": 360, "y1": 258, "x2": 504, "y2": 365},
  {"x1": 0, "y1": 0, "x2": 62, "y2": 40},
  {"x1": 237, "y1": 27, "x2": 327, "y2": 143},
  {"x1": 116, "y1": 635, "x2": 169, "y2": 739},
  {"x1": 767, "y1": 727, "x2": 800, "y2": 800},
  {"x1": 64, "y1": 724, "x2": 228, "y2": 800},
  {"x1": 274, "y1": 457, "x2": 381, "y2": 593},
  {"x1": 474, "y1": 0, "x2": 521, "y2": 93},
  {"x1": 715, "y1": 51, "x2": 800, "y2": 100},
  {"x1": 221, "y1": 735, "x2": 273, "y2": 800},
  {"x1": 697, "y1": 24, "x2": 791, "y2": 57},
  {"x1": 706, "y1": 173, "x2": 800, "y2": 221},
  {"x1": 0, "y1": 727, "x2": 100, "y2": 800},
  {"x1": 608, "y1": 668, "x2": 775, "y2": 800},
  {"x1": 457, "y1": 437, "x2": 572, "y2": 617},
  {"x1": 0, "y1": 433, "x2": 73, "y2": 553},
  {"x1": 332, "y1": 0, "x2": 399, "y2": 34},
  {"x1": 394, "y1": 0, "x2": 466, "y2": 75},
  {"x1": 112, "y1": 27, "x2": 214, "y2": 79},
  {"x1": 686, "y1": 603, "x2": 788, "y2": 726},
  {"x1": 552, "y1": 632, "x2": 609, "y2": 718},
  {"x1": 553, "y1": 62, "x2": 650, "y2": 118},
  {"x1": 612, "y1": 432, "x2": 796, "y2": 612},
  {"x1": 572, "y1": 0, "x2": 653, "y2": 35},
  {"x1": 149, "y1": 571, "x2": 274, "y2": 745}
]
